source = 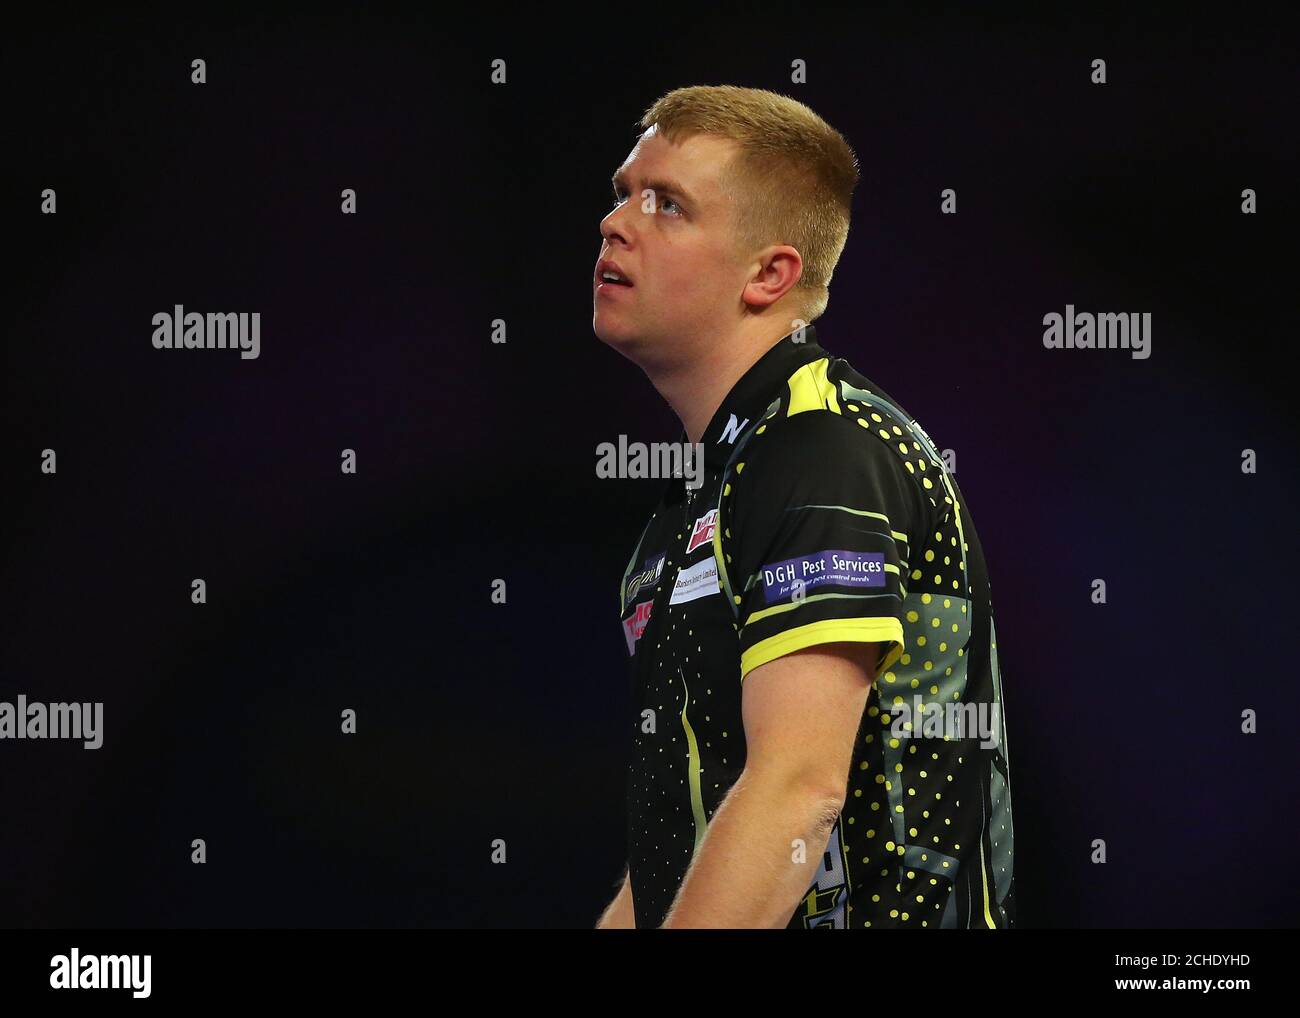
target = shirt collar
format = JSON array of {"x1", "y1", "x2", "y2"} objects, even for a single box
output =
[{"x1": 694, "y1": 323, "x2": 828, "y2": 468}]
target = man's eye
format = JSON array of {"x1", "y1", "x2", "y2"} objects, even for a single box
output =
[{"x1": 609, "y1": 191, "x2": 682, "y2": 216}]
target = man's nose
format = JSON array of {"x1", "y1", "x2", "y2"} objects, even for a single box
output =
[{"x1": 600, "y1": 202, "x2": 634, "y2": 246}]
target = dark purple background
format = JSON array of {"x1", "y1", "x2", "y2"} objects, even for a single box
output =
[{"x1": 3, "y1": 7, "x2": 1296, "y2": 927}]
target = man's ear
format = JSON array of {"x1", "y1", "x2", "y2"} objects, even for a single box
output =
[{"x1": 741, "y1": 244, "x2": 803, "y2": 311}]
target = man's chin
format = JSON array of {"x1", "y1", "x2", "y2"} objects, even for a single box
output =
[{"x1": 593, "y1": 317, "x2": 646, "y2": 362}]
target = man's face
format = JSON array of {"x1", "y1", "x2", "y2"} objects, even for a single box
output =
[{"x1": 593, "y1": 127, "x2": 751, "y2": 365}]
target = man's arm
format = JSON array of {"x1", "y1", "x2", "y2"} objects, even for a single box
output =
[
  {"x1": 595, "y1": 867, "x2": 636, "y2": 928},
  {"x1": 660, "y1": 642, "x2": 878, "y2": 928}
]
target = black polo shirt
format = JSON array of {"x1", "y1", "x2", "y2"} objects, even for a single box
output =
[{"x1": 617, "y1": 324, "x2": 1015, "y2": 929}]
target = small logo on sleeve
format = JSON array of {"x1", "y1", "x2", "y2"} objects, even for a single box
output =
[
  {"x1": 761, "y1": 550, "x2": 886, "y2": 604},
  {"x1": 685, "y1": 510, "x2": 718, "y2": 553},
  {"x1": 623, "y1": 600, "x2": 654, "y2": 655}
]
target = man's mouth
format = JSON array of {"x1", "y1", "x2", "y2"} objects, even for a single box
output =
[
  {"x1": 596, "y1": 259, "x2": 634, "y2": 288},
  {"x1": 596, "y1": 277, "x2": 632, "y2": 299}
]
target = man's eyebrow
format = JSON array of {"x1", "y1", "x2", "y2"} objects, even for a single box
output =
[{"x1": 611, "y1": 169, "x2": 699, "y2": 207}]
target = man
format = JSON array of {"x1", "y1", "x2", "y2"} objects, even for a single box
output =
[{"x1": 592, "y1": 85, "x2": 1014, "y2": 929}]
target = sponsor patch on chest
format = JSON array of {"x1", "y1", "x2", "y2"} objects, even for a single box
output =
[
  {"x1": 669, "y1": 557, "x2": 720, "y2": 605},
  {"x1": 625, "y1": 552, "x2": 666, "y2": 603},
  {"x1": 685, "y1": 509, "x2": 718, "y2": 553},
  {"x1": 623, "y1": 600, "x2": 653, "y2": 655}
]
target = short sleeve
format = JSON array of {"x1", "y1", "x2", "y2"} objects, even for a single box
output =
[{"x1": 718, "y1": 411, "x2": 928, "y2": 680}]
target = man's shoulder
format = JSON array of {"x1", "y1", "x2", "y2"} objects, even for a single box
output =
[
  {"x1": 714, "y1": 353, "x2": 951, "y2": 550},
  {"x1": 731, "y1": 355, "x2": 929, "y2": 481}
]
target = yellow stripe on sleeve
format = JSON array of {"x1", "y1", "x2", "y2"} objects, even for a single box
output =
[{"x1": 740, "y1": 617, "x2": 905, "y2": 680}]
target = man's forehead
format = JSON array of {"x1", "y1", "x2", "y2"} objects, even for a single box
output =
[{"x1": 612, "y1": 130, "x2": 738, "y2": 206}]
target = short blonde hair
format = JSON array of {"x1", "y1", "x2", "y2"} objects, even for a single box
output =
[{"x1": 639, "y1": 85, "x2": 859, "y2": 323}]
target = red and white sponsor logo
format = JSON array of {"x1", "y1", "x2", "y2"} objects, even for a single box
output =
[
  {"x1": 685, "y1": 509, "x2": 718, "y2": 554},
  {"x1": 623, "y1": 600, "x2": 653, "y2": 655}
]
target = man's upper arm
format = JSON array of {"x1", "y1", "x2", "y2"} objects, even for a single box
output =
[{"x1": 741, "y1": 642, "x2": 878, "y2": 800}]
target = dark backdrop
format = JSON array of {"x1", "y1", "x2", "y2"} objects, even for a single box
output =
[{"x1": 3, "y1": 6, "x2": 1296, "y2": 928}]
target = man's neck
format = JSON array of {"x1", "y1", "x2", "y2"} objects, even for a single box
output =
[{"x1": 646, "y1": 323, "x2": 791, "y2": 445}]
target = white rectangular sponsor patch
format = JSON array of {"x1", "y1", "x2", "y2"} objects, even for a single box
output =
[{"x1": 669, "y1": 557, "x2": 720, "y2": 605}]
